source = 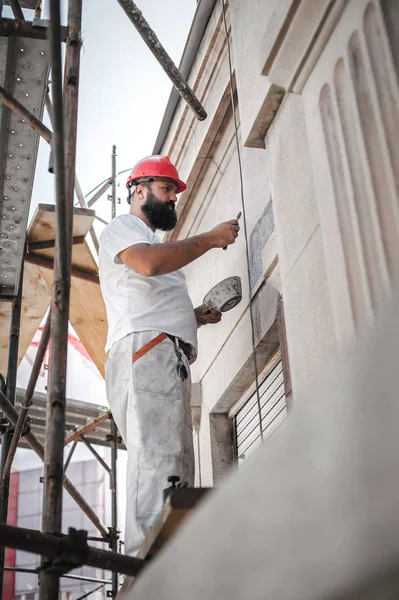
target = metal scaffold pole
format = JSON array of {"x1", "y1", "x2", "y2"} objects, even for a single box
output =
[
  {"x1": 111, "y1": 145, "x2": 117, "y2": 220},
  {"x1": 0, "y1": 389, "x2": 109, "y2": 538},
  {"x1": 1, "y1": 312, "x2": 51, "y2": 482},
  {"x1": 40, "y1": 0, "x2": 82, "y2": 597},
  {"x1": 0, "y1": 274, "x2": 23, "y2": 597},
  {"x1": 0, "y1": 523, "x2": 144, "y2": 577},
  {"x1": 110, "y1": 417, "x2": 119, "y2": 597},
  {"x1": 116, "y1": 0, "x2": 207, "y2": 121}
]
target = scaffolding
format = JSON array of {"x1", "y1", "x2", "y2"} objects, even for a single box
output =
[{"x1": 0, "y1": 0, "x2": 208, "y2": 598}]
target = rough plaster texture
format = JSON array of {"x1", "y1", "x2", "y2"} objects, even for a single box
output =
[
  {"x1": 178, "y1": 133, "x2": 278, "y2": 484},
  {"x1": 182, "y1": 120, "x2": 274, "y2": 396},
  {"x1": 262, "y1": 0, "x2": 346, "y2": 91},
  {"x1": 155, "y1": 1, "x2": 288, "y2": 485},
  {"x1": 267, "y1": 94, "x2": 321, "y2": 277},
  {"x1": 209, "y1": 413, "x2": 234, "y2": 484},
  {"x1": 249, "y1": 198, "x2": 275, "y2": 290},
  {"x1": 229, "y1": 0, "x2": 284, "y2": 147},
  {"x1": 282, "y1": 226, "x2": 336, "y2": 394},
  {"x1": 197, "y1": 402, "x2": 213, "y2": 487},
  {"x1": 301, "y1": 0, "x2": 399, "y2": 348},
  {"x1": 125, "y1": 286, "x2": 399, "y2": 600},
  {"x1": 267, "y1": 93, "x2": 336, "y2": 395}
]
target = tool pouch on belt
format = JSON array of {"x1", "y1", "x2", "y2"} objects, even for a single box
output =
[
  {"x1": 165, "y1": 334, "x2": 189, "y2": 381},
  {"x1": 132, "y1": 332, "x2": 191, "y2": 381}
]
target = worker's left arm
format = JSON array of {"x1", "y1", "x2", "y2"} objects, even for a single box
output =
[{"x1": 194, "y1": 304, "x2": 222, "y2": 328}]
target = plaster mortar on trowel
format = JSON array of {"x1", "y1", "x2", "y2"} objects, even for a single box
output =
[{"x1": 203, "y1": 276, "x2": 242, "y2": 313}]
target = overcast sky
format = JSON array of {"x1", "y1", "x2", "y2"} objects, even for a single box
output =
[{"x1": 31, "y1": 0, "x2": 197, "y2": 227}]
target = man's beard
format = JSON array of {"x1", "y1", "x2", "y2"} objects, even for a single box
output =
[{"x1": 141, "y1": 189, "x2": 177, "y2": 231}]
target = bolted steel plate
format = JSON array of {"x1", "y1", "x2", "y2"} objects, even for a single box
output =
[{"x1": 0, "y1": 35, "x2": 49, "y2": 298}]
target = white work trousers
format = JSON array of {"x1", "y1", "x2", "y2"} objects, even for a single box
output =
[{"x1": 105, "y1": 331, "x2": 194, "y2": 556}]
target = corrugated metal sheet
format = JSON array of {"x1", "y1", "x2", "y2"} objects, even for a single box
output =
[{"x1": 235, "y1": 360, "x2": 287, "y2": 467}]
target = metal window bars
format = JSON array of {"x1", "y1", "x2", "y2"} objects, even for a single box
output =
[{"x1": 0, "y1": 1, "x2": 208, "y2": 599}]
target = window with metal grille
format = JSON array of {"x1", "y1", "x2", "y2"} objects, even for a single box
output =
[{"x1": 232, "y1": 352, "x2": 287, "y2": 467}]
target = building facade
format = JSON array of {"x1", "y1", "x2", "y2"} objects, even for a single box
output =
[
  {"x1": 153, "y1": 0, "x2": 399, "y2": 484},
  {"x1": 5, "y1": 459, "x2": 106, "y2": 599}
]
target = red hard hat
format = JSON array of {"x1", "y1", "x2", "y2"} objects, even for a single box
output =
[{"x1": 126, "y1": 155, "x2": 187, "y2": 193}]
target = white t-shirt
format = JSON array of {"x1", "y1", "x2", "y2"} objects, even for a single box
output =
[{"x1": 99, "y1": 214, "x2": 198, "y2": 356}]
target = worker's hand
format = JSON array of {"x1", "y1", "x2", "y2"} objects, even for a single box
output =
[
  {"x1": 194, "y1": 304, "x2": 222, "y2": 327},
  {"x1": 208, "y1": 220, "x2": 240, "y2": 248}
]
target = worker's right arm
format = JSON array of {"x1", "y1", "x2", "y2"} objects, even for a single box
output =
[{"x1": 118, "y1": 220, "x2": 239, "y2": 277}]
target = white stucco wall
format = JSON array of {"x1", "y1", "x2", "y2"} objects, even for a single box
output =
[
  {"x1": 157, "y1": 0, "x2": 396, "y2": 483},
  {"x1": 266, "y1": 93, "x2": 336, "y2": 395},
  {"x1": 158, "y1": 3, "x2": 282, "y2": 484},
  {"x1": 180, "y1": 118, "x2": 279, "y2": 484},
  {"x1": 229, "y1": 0, "x2": 281, "y2": 147}
]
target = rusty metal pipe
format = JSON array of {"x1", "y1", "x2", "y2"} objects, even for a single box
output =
[
  {"x1": 110, "y1": 416, "x2": 119, "y2": 596},
  {"x1": 0, "y1": 389, "x2": 109, "y2": 538},
  {"x1": 0, "y1": 523, "x2": 144, "y2": 577},
  {"x1": 63, "y1": 439, "x2": 78, "y2": 472},
  {"x1": 9, "y1": 0, "x2": 25, "y2": 20},
  {"x1": 63, "y1": 0, "x2": 82, "y2": 245},
  {"x1": 2, "y1": 311, "x2": 51, "y2": 482},
  {"x1": 0, "y1": 84, "x2": 51, "y2": 142},
  {"x1": 41, "y1": 1, "x2": 82, "y2": 596},
  {"x1": 62, "y1": 478, "x2": 108, "y2": 538},
  {"x1": 116, "y1": 0, "x2": 207, "y2": 121},
  {"x1": 111, "y1": 145, "x2": 117, "y2": 219},
  {"x1": 80, "y1": 436, "x2": 112, "y2": 477},
  {"x1": 0, "y1": 18, "x2": 68, "y2": 40},
  {"x1": 64, "y1": 410, "x2": 111, "y2": 445}
]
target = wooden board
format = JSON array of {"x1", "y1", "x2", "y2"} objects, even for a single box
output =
[
  {"x1": 28, "y1": 204, "x2": 95, "y2": 241},
  {"x1": 26, "y1": 204, "x2": 107, "y2": 377},
  {"x1": 0, "y1": 204, "x2": 107, "y2": 379},
  {"x1": 117, "y1": 488, "x2": 209, "y2": 599},
  {"x1": 0, "y1": 262, "x2": 51, "y2": 377},
  {"x1": 27, "y1": 203, "x2": 98, "y2": 274},
  {"x1": 37, "y1": 267, "x2": 107, "y2": 377},
  {"x1": 69, "y1": 277, "x2": 107, "y2": 377}
]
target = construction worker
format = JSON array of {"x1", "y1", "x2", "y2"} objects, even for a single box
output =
[{"x1": 99, "y1": 155, "x2": 240, "y2": 556}]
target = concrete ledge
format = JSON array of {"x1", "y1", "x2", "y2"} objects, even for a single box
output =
[{"x1": 243, "y1": 83, "x2": 285, "y2": 149}]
